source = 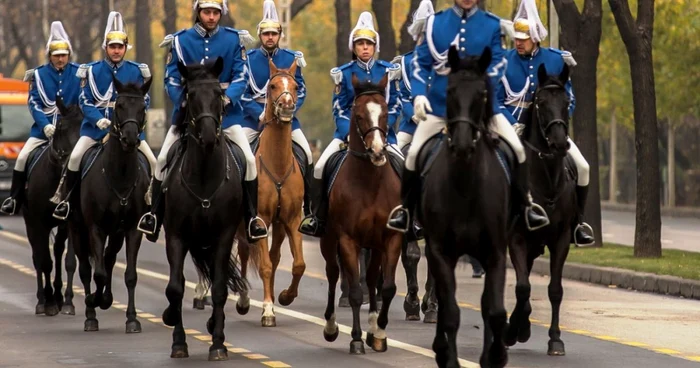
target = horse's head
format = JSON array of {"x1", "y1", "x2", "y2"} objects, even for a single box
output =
[
  {"x1": 178, "y1": 57, "x2": 225, "y2": 153},
  {"x1": 265, "y1": 58, "x2": 298, "y2": 125},
  {"x1": 53, "y1": 95, "x2": 82, "y2": 162},
  {"x1": 350, "y1": 73, "x2": 389, "y2": 166},
  {"x1": 533, "y1": 63, "x2": 571, "y2": 157},
  {"x1": 446, "y1": 46, "x2": 493, "y2": 159},
  {"x1": 112, "y1": 75, "x2": 152, "y2": 152}
]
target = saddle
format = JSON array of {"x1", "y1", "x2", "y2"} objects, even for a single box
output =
[
  {"x1": 162, "y1": 138, "x2": 246, "y2": 189},
  {"x1": 250, "y1": 132, "x2": 308, "y2": 178},
  {"x1": 26, "y1": 143, "x2": 50, "y2": 180},
  {"x1": 322, "y1": 146, "x2": 404, "y2": 197},
  {"x1": 80, "y1": 143, "x2": 151, "y2": 179}
]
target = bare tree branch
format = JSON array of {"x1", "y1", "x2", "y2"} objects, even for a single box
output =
[
  {"x1": 291, "y1": 0, "x2": 314, "y2": 19},
  {"x1": 608, "y1": 0, "x2": 636, "y2": 45}
]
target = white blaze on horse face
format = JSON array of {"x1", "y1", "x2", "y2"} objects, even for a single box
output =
[{"x1": 366, "y1": 101, "x2": 384, "y2": 154}]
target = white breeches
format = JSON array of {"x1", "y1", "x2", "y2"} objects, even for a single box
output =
[
  {"x1": 14, "y1": 137, "x2": 48, "y2": 172},
  {"x1": 568, "y1": 137, "x2": 590, "y2": 186},
  {"x1": 67, "y1": 136, "x2": 98, "y2": 172},
  {"x1": 242, "y1": 127, "x2": 259, "y2": 142},
  {"x1": 490, "y1": 113, "x2": 526, "y2": 164},
  {"x1": 138, "y1": 140, "x2": 158, "y2": 177},
  {"x1": 314, "y1": 138, "x2": 344, "y2": 179},
  {"x1": 397, "y1": 132, "x2": 413, "y2": 152},
  {"x1": 223, "y1": 125, "x2": 257, "y2": 181},
  {"x1": 243, "y1": 127, "x2": 314, "y2": 166},
  {"x1": 155, "y1": 126, "x2": 180, "y2": 181}
]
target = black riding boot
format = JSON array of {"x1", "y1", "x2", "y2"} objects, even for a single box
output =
[
  {"x1": 52, "y1": 170, "x2": 80, "y2": 220},
  {"x1": 514, "y1": 163, "x2": 550, "y2": 231},
  {"x1": 243, "y1": 178, "x2": 268, "y2": 242},
  {"x1": 1, "y1": 170, "x2": 27, "y2": 215},
  {"x1": 387, "y1": 168, "x2": 420, "y2": 233},
  {"x1": 573, "y1": 185, "x2": 595, "y2": 246},
  {"x1": 138, "y1": 179, "x2": 165, "y2": 242},
  {"x1": 302, "y1": 164, "x2": 314, "y2": 217},
  {"x1": 298, "y1": 177, "x2": 327, "y2": 237}
]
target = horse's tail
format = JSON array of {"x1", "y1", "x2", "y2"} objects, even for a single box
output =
[
  {"x1": 232, "y1": 233, "x2": 263, "y2": 280},
  {"x1": 189, "y1": 242, "x2": 249, "y2": 294}
]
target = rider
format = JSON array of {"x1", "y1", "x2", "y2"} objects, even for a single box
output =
[
  {"x1": 298, "y1": 11, "x2": 403, "y2": 237},
  {"x1": 386, "y1": 0, "x2": 551, "y2": 234},
  {"x1": 0, "y1": 22, "x2": 81, "y2": 215},
  {"x1": 51, "y1": 11, "x2": 157, "y2": 220},
  {"x1": 497, "y1": 0, "x2": 595, "y2": 246},
  {"x1": 240, "y1": 0, "x2": 314, "y2": 217},
  {"x1": 138, "y1": 0, "x2": 268, "y2": 243}
]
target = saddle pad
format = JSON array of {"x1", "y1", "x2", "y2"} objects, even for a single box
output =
[
  {"x1": 564, "y1": 154, "x2": 578, "y2": 184},
  {"x1": 26, "y1": 143, "x2": 50, "y2": 180},
  {"x1": 323, "y1": 150, "x2": 348, "y2": 197},
  {"x1": 162, "y1": 138, "x2": 246, "y2": 187},
  {"x1": 416, "y1": 134, "x2": 446, "y2": 177},
  {"x1": 80, "y1": 144, "x2": 151, "y2": 179},
  {"x1": 496, "y1": 139, "x2": 515, "y2": 185},
  {"x1": 251, "y1": 132, "x2": 308, "y2": 177}
]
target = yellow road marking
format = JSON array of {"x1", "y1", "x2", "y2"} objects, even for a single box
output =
[
  {"x1": 262, "y1": 361, "x2": 292, "y2": 368},
  {"x1": 184, "y1": 328, "x2": 201, "y2": 335},
  {"x1": 228, "y1": 347, "x2": 251, "y2": 353},
  {"x1": 244, "y1": 353, "x2": 269, "y2": 360},
  {"x1": 137, "y1": 312, "x2": 156, "y2": 318}
]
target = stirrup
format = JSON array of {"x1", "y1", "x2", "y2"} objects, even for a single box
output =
[
  {"x1": 52, "y1": 201, "x2": 70, "y2": 220},
  {"x1": 1, "y1": 198, "x2": 16, "y2": 215},
  {"x1": 574, "y1": 222, "x2": 595, "y2": 247},
  {"x1": 137, "y1": 213, "x2": 157, "y2": 235},
  {"x1": 247, "y1": 216, "x2": 268, "y2": 240},
  {"x1": 386, "y1": 205, "x2": 410, "y2": 233},
  {"x1": 524, "y1": 203, "x2": 550, "y2": 231}
]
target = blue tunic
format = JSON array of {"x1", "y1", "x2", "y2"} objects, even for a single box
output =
[{"x1": 26, "y1": 62, "x2": 81, "y2": 139}]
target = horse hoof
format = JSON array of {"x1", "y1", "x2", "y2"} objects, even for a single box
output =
[
  {"x1": 338, "y1": 296, "x2": 350, "y2": 308},
  {"x1": 423, "y1": 310, "x2": 437, "y2": 324},
  {"x1": 349, "y1": 340, "x2": 365, "y2": 355},
  {"x1": 504, "y1": 323, "x2": 519, "y2": 347},
  {"x1": 84, "y1": 319, "x2": 99, "y2": 332},
  {"x1": 236, "y1": 301, "x2": 250, "y2": 315},
  {"x1": 371, "y1": 335, "x2": 387, "y2": 353},
  {"x1": 85, "y1": 293, "x2": 98, "y2": 309},
  {"x1": 547, "y1": 340, "x2": 566, "y2": 356},
  {"x1": 517, "y1": 321, "x2": 531, "y2": 343},
  {"x1": 203, "y1": 296, "x2": 212, "y2": 306},
  {"x1": 421, "y1": 299, "x2": 428, "y2": 314},
  {"x1": 170, "y1": 345, "x2": 189, "y2": 359},
  {"x1": 403, "y1": 299, "x2": 420, "y2": 319},
  {"x1": 35, "y1": 304, "x2": 45, "y2": 315},
  {"x1": 192, "y1": 298, "x2": 205, "y2": 310},
  {"x1": 278, "y1": 290, "x2": 295, "y2": 306},
  {"x1": 61, "y1": 304, "x2": 76, "y2": 315},
  {"x1": 162, "y1": 306, "x2": 181, "y2": 327},
  {"x1": 323, "y1": 325, "x2": 339, "y2": 342},
  {"x1": 366, "y1": 332, "x2": 374, "y2": 348},
  {"x1": 207, "y1": 317, "x2": 214, "y2": 335},
  {"x1": 99, "y1": 293, "x2": 113, "y2": 310},
  {"x1": 44, "y1": 303, "x2": 60, "y2": 317},
  {"x1": 125, "y1": 320, "x2": 142, "y2": 333},
  {"x1": 208, "y1": 348, "x2": 228, "y2": 361},
  {"x1": 261, "y1": 316, "x2": 276, "y2": 327}
]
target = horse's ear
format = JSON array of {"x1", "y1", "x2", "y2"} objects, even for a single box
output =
[
  {"x1": 287, "y1": 59, "x2": 298, "y2": 77},
  {"x1": 177, "y1": 61, "x2": 188, "y2": 79},
  {"x1": 447, "y1": 45, "x2": 460, "y2": 71},
  {"x1": 478, "y1": 47, "x2": 492, "y2": 75},
  {"x1": 56, "y1": 94, "x2": 68, "y2": 116},
  {"x1": 537, "y1": 64, "x2": 548, "y2": 86},
  {"x1": 268, "y1": 57, "x2": 278, "y2": 75},
  {"x1": 378, "y1": 73, "x2": 389, "y2": 90},
  {"x1": 351, "y1": 73, "x2": 359, "y2": 89},
  {"x1": 211, "y1": 56, "x2": 224, "y2": 77},
  {"x1": 112, "y1": 74, "x2": 125, "y2": 93},
  {"x1": 141, "y1": 77, "x2": 153, "y2": 95},
  {"x1": 559, "y1": 64, "x2": 570, "y2": 85}
]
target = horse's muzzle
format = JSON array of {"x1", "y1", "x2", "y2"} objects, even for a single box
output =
[{"x1": 370, "y1": 151, "x2": 387, "y2": 167}]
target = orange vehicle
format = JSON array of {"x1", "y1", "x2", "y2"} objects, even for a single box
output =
[{"x1": 0, "y1": 74, "x2": 31, "y2": 195}]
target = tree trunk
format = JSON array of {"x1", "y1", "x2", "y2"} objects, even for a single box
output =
[
  {"x1": 135, "y1": 0, "x2": 152, "y2": 70},
  {"x1": 163, "y1": 0, "x2": 177, "y2": 132},
  {"x1": 609, "y1": 0, "x2": 661, "y2": 258},
  {"x1": 372, "y1": 0, "x2": 396, "y2": 60},
  {"x1": 291, "y1": 0, "x2": 313, "y2": 19},
  {"x1": 398, "y1": 0, "x2": 422, "y2": 54},
  {"x1": 668, "y1": 125, "x2": 675, "y2": 207},
  {"x1": 609, "y1": 112, "x2": 618, "y2": 203},
  {"x1": 335, "y1": 0, "x2": 351, "y2": 65},
  {"x1": 552, "y1": 0, "x2": 603, "y2": 247}
]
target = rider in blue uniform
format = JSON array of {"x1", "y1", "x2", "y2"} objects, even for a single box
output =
[
  {"x1": 387, "y1": 0, "x2": 550, "y2": 234},
  {"x1": 0, "y1": 22, "x2": 81, "y2": 215},
  {"x1": 240, "y1": 0, "x2": 314, "y2": 217},
  {"x1": 497, "y1": 1, "x2": 595, "y2": 246},
  {"x1": 51, "y1": 11, "x2": 157, "y2": 220},
  {"x1": 138, "y1": 0, "x2": 268, "y2": 243},
  {"x1": 298, "y1": 11, "x2": 403, "y2": 237}
]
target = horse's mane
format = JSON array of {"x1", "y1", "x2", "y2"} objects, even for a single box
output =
[
  {"x1": 119, "y1": 82, "x2": 145, "y2": 96},
  {"x1": 353, "y1": 79, "x2": 386, "y2": 98}
]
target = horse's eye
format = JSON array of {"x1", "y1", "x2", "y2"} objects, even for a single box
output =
[{"x1": 270, "y1": 84, "x2": 276, "y2": 90}]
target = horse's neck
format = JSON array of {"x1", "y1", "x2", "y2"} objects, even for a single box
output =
[
  {"x1": 103, "y1": 138, "x2": 139, "y2": 187},
  {"x1": 183, "y1": 136, "x2": 226, "y2": 189},
  {"x1": 259, "y1": 120, "x2": 293, "y2": 174}
]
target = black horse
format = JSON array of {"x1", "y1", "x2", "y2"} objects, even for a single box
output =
[
  {"x1": 160, "y1": 58, "x2": 249, "y2": 361},
  {"x1": 22, "y1": 97, "x2": 81, "y2": 316},
  {"x1": 68, "y1": 77, "x2": 152, "y2": 333},
  {"x1": 419, "y1": 46, "x2": 510, "y2": 368},
  {"x1": 505, "y1": 64, "x2": 577, "y2": 356}
]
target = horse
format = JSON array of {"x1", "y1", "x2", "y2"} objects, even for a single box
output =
[
  {"x1": 419, "y1": 46, "x2": 510, "y2": 368},
  {"x1": 234, "y1": 58, "x2": 306, "y2": 327},
  {"x1": 319, "y1": 74, "x2": 403, "y2": 355},
  {"x1": 505, "y1": 63, "x2": 577, "y2": 357},
  {"x1": 160, "y1": 58, "x2": 250, "y2": 361},
  {"x1": 67, "y1": 77, "x2": 152, "y2": 333},
  {"x1": 22, "y1": 96, "x2": 82, "y2": 316}
]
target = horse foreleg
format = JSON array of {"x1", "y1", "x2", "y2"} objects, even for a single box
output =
[
  {"x1": 365, "y1": 246, "x2": 382, "y2": 351},
  {"x1": 320, "y1": 235, "x2": 340, "y2": 342},
  {"x1": 505, "y1": 233, "x2": 534, "y2": 346},
  {"x1": 85, "y1": 226, "x2": 108, "y2": 312},
  {"x1": 100, "y1": 233, "x2": 124, "y2": 311},
  {"x1": 52, "y1": 228, "x2": 67, "y2": 312},
  {"x1": 338, "y1": 236, "x2": 365, "y2": 354},
  {"x1": 124, "y1": 230, "x2": 143, "y2": 333},
  {"x1": 482, "y1": 246, "x2": 508, "y2": 368},
  {"x1": 402, "y1": 238, "x2": 421, "y2": 321},
  {"x1": 425, "y1": 238, "x2": 459, "y2": 368},
  {"x1": 256, "y1": 234, "x2": 275, "y2": 327},
  {"x1": 279, "y1": 219, "x2": 305, "y2": 307},
  {"x1": 547, "y1": 234, "x2": 571, "y2": 356},
  {"x1": 206, "y1": 236, "x2": 234, "y2": 361},
  {"x1": 27, "y1": 227, "x2": 52, "y2": 315},
  {"x1": 268, "y1": 225, "x2": 285, "y2": 303},
  {"x1": 193, "y1": 266, "x2": 209, "y2": 310},
  {"x1": 165, "y1": 234, "x2": 189, "y2": 358},
  {"x1": 373, "y1": 235, "x2": 402, "y2": 353},
  {"x1": 235, "y1": 237, "x2": 251, "y2": 315},
  {"x1": 62, "y1": 228, "x2": 77, "y2": 315},
  {"x1": 422, "y1": 263, "x2": 438, "y2": 324}
]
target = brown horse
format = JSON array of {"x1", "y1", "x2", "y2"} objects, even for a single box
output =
[
  {"x1": 236, "y1": 59, "x2": 306, "y2": 327},
  {"x1": 320, "y1": 74, "x2": 403, "y2": 355}
]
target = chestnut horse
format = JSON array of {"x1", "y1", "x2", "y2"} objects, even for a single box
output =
[
  {"x1": 320, "y1": 74, "x2": 403, "y2": 354},
  {"x1": 235, "y1": 59, "x2": 306, "y2": 327}
]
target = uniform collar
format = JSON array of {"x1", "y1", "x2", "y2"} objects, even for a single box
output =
[
  {"x1": 355, "y1": 57, "x2": 375, "y2": 71},
  {"x1": 518, "y1": 46, "x2": 540, "y2": 60},
  {"x1": 49, "y1": 62, "x2": 65, "y2": 73},
  {"x1": 452, "y1": 5, "x2": 478, "y2": 18},
  {"x1": 194, "y1": 23, "x2": 220, "y2": 37},
  {"x1": 260, "y1": 46, "x2": 279, "y2": 57},
  {"x1": 104, "y1": 58, "x2": 125, "y2": 69}
]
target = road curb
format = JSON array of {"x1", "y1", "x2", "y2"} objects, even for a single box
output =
[
  {"x1": 602, "y1": 201, "x2": 700, "y2": 219},
  {"x1": 521, "y1": 257, "x2": 700, "y2": 301}
]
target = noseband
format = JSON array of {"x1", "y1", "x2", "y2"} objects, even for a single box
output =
[
  {"x1": 446, "y1": 89, "x2": 488, "y2": 150},
  {"x1": 350, "y1": 90, "x2": 388, "y2": 158},
  {"x1": 534, "y1": 84, "x2": 570, "y2": 140},
  {"x1": 112, "y1": 93, "x2": 147, "y2": 141},
  {"x1": 184, "y1": 78, "x2": 224, "y2": 144},
  {"x1": 264, "y1": 71, "x2": 297, "y2": 124}
]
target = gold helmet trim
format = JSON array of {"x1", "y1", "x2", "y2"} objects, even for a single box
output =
[
  {"x1": 259, "y1": 20, "x2": 282, "y2": 33},
  {"x1": 514, "y1": 19, "x2": 531, "y2": 33},
  {"x1": 48, "y1": 41, "x2": 71, "y2": 54},
  {"x1": 198, "y1": 0, "x2": 224, "y2": 10},
  {"x1": 106, "y1": 31, "x2": 128, "y2": 45},
  {"x1": 352, "y1": 29, "x2": 377, "y2": 43}
]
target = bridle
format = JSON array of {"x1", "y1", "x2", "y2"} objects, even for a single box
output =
[
  {"x1": 524, "y1": 82, "x2": 571, "y2": 160},
  {"x1": 446, "y1": 86, "x2": 489, "y2": 150},
  {"x1": 184, "y1": 78, "x2": 224, "y2": 144},
  {"x1": 111, "y1": 93, "x2": 147, "y2": 142},
  {"x1": 263, "y1": 71, "x2": 297, "y2": 124},
  {"x1": 349, "y1": 90, "x2": 388, "y2": 159}
]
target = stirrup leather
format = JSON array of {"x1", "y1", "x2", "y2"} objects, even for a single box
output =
[
  {"x1": 247, "y1": 216, "x2": 268, "y2": 240},
  {"x1": 386, "y1": 205, "x2": 410, "y2": 233},
  {"x1": 52, "y1": 201, "x2": 70, "y2": 220},
  {"x1": 574, "y1": 222, "x2": 595, "y2": 247},
  {"x1": 137, "y1": 213, "x2": 157, "y2": 235},
  {"x1": 524, "y1": 202, "x2": 550, "y2": 231}
]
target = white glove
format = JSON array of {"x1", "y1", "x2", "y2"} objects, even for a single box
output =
[
  {"x1": 96, "y1": 118, "x2": 112, "y2": 130},
  {"x1": 513, "y1": 123, "x2": 525, "y2": 136},
  {"x1": 223, "y1": 96, "x2": 231, "y2": 106},
  {"x1": 413, "y1": 95, "x2": 432, "y2": 122},
  {"x1": 258, "y1": 111, "x2": 265, "y2": 122},
  {"x1": 43, "y1": 124, "x2": 55, "y2": 138}
]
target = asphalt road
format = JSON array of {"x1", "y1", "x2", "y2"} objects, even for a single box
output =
[
  {"x1": 601, "y1": 209, "x2": 700, "y2": 252},
  {"x1": 0, "y1": 215, "x2": 699, "y2": 368}
]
